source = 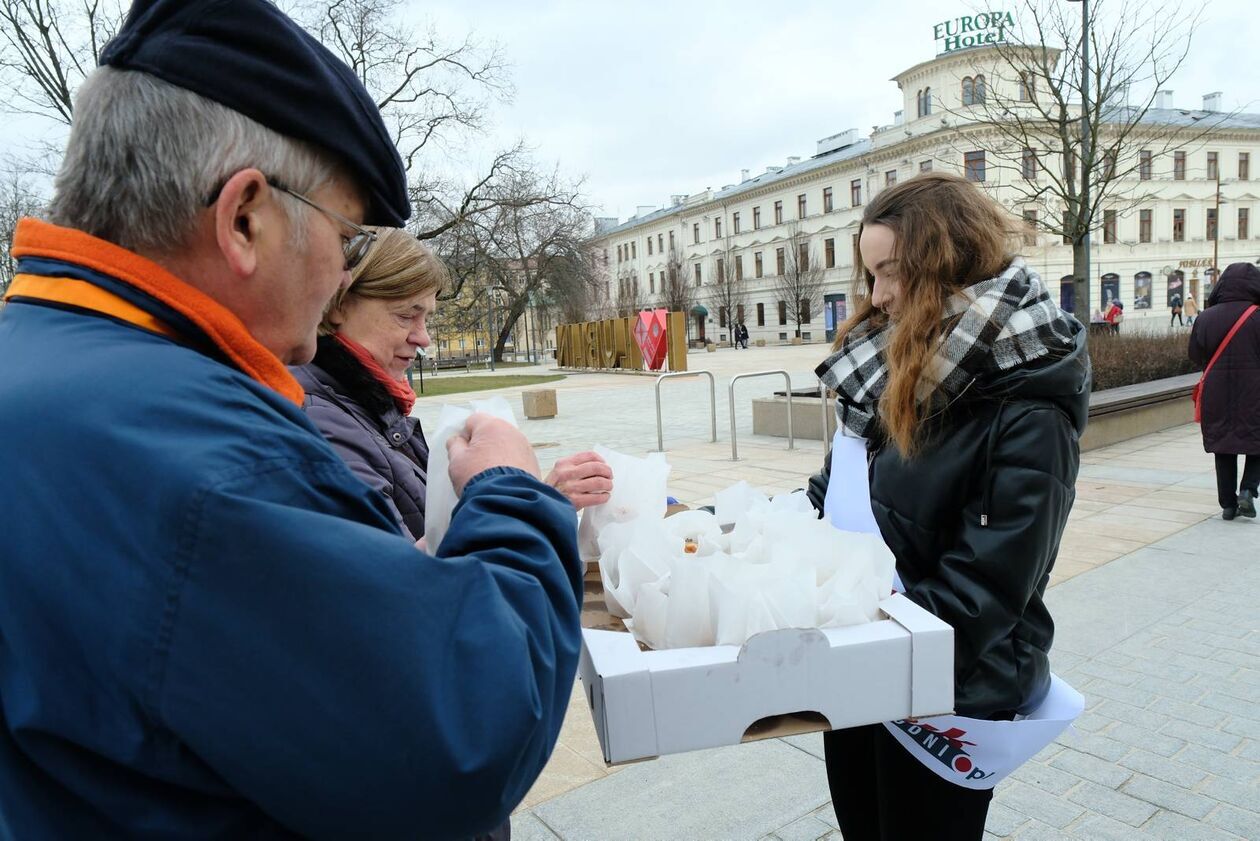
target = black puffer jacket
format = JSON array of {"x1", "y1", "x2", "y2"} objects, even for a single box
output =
[
  {"x1": 292, "y1": 336, "x2": 429, "y2": 539},
  {"x1": 808, "y1": 325, "x2": 1090, "y2": 718},
  {"x1": 1189, "y1": 262, "x2": 1260, "y2": 455}
]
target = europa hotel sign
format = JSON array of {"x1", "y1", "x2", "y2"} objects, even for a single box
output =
[{"x1": 934, "y1": 11, "x2": 1014, "y2": 53}]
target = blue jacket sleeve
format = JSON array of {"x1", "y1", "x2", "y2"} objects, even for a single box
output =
[{"x1": 153, "y1": 459, "x2": 582, "y2": 840}]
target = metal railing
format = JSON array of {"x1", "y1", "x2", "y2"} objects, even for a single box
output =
[
  {"x1": 818, "y1": 379, "x2": 833, "y2": 456},
  {"x1": 654, "y1": 370, "x2": 717, "y2": 451},
  {"x1": 729, "y1": 370, "x2": 793, "y2": 461}
]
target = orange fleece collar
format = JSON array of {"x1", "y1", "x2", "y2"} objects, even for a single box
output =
[{"x1": 8, "y1": 218, "x2": 304, "y2": 406}]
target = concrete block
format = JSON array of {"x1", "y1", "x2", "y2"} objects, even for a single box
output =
[
  {"x1": 522, "y1": 389, "x2": 558, "y2": 420},
  {"x1": 1081, "y1": 399, "x2": 1195, "y2": 452},
  {"x1": 752, "y1": 395, "x2": 836, "y2": 442},
  {"x1": 755, "y1": 339, "x2": 767, "y2": 347}
]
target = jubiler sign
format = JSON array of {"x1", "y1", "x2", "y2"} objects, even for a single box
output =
[{"x1": 934, "y1": 11, "x2": 1014, "y2": 53}]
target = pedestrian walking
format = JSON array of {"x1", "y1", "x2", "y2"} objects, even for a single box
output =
[
  {"x1": 808, "y1": 173, "x2": 1087, "y2": 841},
  {"x1": 1185, "y1": 293, "x2": 1199, "y2": 326},
  {"x1": 738, "y1": 321, "x2": 750, "y2": 349},
  {"x1": 1189, "y1": 262, "x2": 1260, "y2": 520},
  {"x1": 1170, "y1": 293, "x2": 1184, "y2": 327},
  {"x1": 1104, "y1": 300, "x2": 1124, "y2": 334},
  {"x1": 0, "y1": 1, "x2": 583, "y2": 836}
]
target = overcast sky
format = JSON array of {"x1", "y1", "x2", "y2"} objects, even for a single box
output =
[
  {"x1": 414, "y1": 0, "x2": 1260, "y2": 222},
  {"x1": 5, "y1": 0, "x2": 1257, "y2": 219}
]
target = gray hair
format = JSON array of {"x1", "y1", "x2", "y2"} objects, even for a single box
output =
[{"x1": 48, "y1": 67, "x2": 341, "y2": 254}]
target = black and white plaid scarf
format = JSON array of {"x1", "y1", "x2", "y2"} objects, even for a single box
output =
[{"x1": 815, "y1": 258, "x2": 1078, "y2": 438}]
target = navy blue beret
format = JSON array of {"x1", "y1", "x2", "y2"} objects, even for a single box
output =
[{"x1": 100, "y1": 0, "x2": 410, "y2": 226}]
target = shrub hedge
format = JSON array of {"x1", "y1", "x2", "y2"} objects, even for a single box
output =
[{"x1": 1087, "y1": 329, "x2": 1201, "y2": 392}]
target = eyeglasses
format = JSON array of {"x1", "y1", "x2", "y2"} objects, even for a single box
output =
[
  {"x1": 203, "y1": 176, "x2": 377, "y2": 271},
  {"x1": 265, "y1": 179, "x2": 376, "y2": 271}
]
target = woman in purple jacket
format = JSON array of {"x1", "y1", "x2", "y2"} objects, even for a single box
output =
[{"x1": 293, "y1": 227, "x2": 612, "y2": 542}]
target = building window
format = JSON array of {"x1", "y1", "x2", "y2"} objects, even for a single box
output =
[
  {"x1": 1172, "y1": 208, "x2": 1185, "y2": 241},
  {"x1": 754, "y1": 251, "x2": 764, "y2": 278},
  {"x1": 1022, "y1": 209, "x2": 1038, "y2": 247},
  {"x1": 669, "y1": 230, "x2": 675, "y2": 250},
  {"x1": 962, "y1": 76, "x2": 974, "y2": 106},
  {"x1": 797, "y1": 243, "x2": 809, "y2": 272},
  {"x1": 1240, "y1": 152, "x2": 1251, "y2": 181},
  {"x1": 694, "y1": 263, "x2": 702, "y2": 286},
  {"x1": 1139, "y1": 150, "x2": 1152, "y2": 180},
  {"x1": 714, "y1": 217, "x2": 722, "y2": 238},
  {"x1": 777, "y1": 300, "x2": 788, "y2": 325},
  {"x1": 1207, "y1": 151, "x2": 1218, "y2": 181},
  {"x1": 920, "y1": 159, "x2": 933, "y2": 173},
  {"x1": 1240, "y1": 207, "x2": 1250, "y2": 240},
  {"x1": 1139, "y1": 209, "x2": 1152, "y2": 243},
  {"x1": 800, "y1": 298, "x2": 811, "y2": 323},
  {"x1": 973, "y1": 75, "x2": 986, "y2": 104},
  {"x1": 737, "y1": 304, "x2": 745, "y2": 324},
  {"x1": 647, "y1": 237, "x2": 653, "y2": 256},
  {"x1": 1103, "y1": 149, "x2": 1117, "y2": 180},
  {"x1": 649, "y1": 272, "x2": 655, "y2": 294},
  {"x1": 733, "y1": 211, "x2": 741, "y2": 233},
  {"x1": 1022, "y1": 148, "x2": 1038, "y2": 180},
  {"x1": 823, "y1": 186, "x2": 833, "y2": 213},
  {"x1": 776, "y1": 247, "x2": 786, "y2": 275},
  {"x1": 658, "y1": 233, "x2": 664, "y2": 251},
  {"x1": 1207, "y1": 208, "x2": 1218, "y2": 241},
  {"x1": 797, "y1": 193, "x2": 807, "y2": 219},
  {"x1": 850, "y1": 179, "x2": 862, "y2": 207},
  {"x1": 719, "y1": 306, "x2": 727, "y2": 328},
  {"x1": 716, "y1": 257, "x2": 725, "y2": 283},
  {"x1": 735, "y1": 255, "x2": 744, "y2": 280},
  {"x1": 692, "y1": 223, "x2": 700, "y2": 244},
  {"x1": 916, "y1": 88, "x2": 925, "y2": 118},
  {"x1": 885, "y1": 170, "x2": 897, "y2": 188},
  {"x1": 1174, "y1": 151, "x2": 1186, "y2": 180},
  {"x1": 616, "y1": 245, "x2": 622, "y2": 263},
  {"x1": 1103, "y1": 209, "x2": 1117, "y2": 244},
  {"x1": 631, "y1": 241, "x2": 636, "y2": 258},
  {"x1": 923, "y1": 86, "x2": 932, "y2": 115},
  {"x1": 824, "y1": 237, "x2": 836, "y2": 269},
  {"x1": 1018, "y1": 71, "x2": 1035, "y2": 102},
  {"x1": 774, "y1": 201, "x2": 783, "y2": 225},
  {"x1": 964, "y1": 150, "x2": 986, "y2": 182},
  {"x1": 756, "y1": 302, "x2": 765, "y2": 326}
]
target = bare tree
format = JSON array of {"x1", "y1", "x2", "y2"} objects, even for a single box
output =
[
  {"x1": 772, "y1": 223, "x2": 827, "y2": 339},
  {"x1": 941, "y1": 0, "x2": 1218, "y2": 324},
  {"x1": 0, "y1": 167, "x2": 45, "y2": 295},
  {"x1": 0, "y1": 0, "x2": 125, "y2": 124},
  {"x1": 707, "y1": 236, "x2": 748, "y2": 340},
  {"x1": 659, "y1": 243, "x2": 696, "y2": 341},
  {"x1": 433, "y1": 168, "x2": 595, "y2": 362}
]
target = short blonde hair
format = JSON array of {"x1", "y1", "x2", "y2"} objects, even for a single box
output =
[{"x1": 320, "y1": 227, "x2": 448, "y2": 334}]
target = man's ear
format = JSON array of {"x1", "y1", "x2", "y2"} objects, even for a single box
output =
[{"x1": 213, "y1": 169, "x2": 271, "y2": 279}]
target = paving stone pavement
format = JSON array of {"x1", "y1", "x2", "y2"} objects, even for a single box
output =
[{"x1": 510, "y1": 516, "x2": 1258, "y2": 840}]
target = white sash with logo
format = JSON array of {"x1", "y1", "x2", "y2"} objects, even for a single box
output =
[{"x1": 823, "y1": 428, "x2": 1083, "y2": 790}]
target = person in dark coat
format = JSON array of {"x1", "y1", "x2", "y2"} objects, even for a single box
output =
[
  {"x1": 294, "y1": 227, "x2": 613, "y2": 542},
  {"x1": 808, "y1": 173, "x2": 1088, "y2": 841},
  {"x1": 1189, "y1": 262, "x2": 1260, "y2": 519}
]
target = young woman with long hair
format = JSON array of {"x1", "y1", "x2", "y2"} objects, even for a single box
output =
[{"x1": 807, "y1": 173, "x2": 1089, "y2": 840}]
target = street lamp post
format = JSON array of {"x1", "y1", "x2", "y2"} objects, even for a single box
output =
[{"x1": 1068, "y1": 0, "x2": 1092, "y2": 323}]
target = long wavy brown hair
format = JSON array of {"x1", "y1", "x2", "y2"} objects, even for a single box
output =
[{"x1": 832, "y1": 172, "x2": 1019, "y2": 456}]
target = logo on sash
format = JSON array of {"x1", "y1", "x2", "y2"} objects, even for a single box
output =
[{"x1": 890, "y1": 720, "x2": 995, "y2": 783}]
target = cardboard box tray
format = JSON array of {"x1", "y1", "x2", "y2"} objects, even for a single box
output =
[{"x1": 578, "y1": 574, "x2": 954, "y2": 766}]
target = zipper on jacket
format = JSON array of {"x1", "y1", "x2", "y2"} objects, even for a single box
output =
[{"x1": 980, "y1": 400, "x2": 1008, "y2": 527}]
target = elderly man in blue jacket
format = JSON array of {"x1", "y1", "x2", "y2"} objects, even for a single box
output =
[{"x1": 0, "y1": 1, "x2": 583, "y2": 838}]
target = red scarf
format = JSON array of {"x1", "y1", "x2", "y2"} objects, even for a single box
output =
[{"x1": 333, "y1": 333, "x2": 417, "y2": 415}]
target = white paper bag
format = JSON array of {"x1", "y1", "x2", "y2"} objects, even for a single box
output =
[
  {"x1": 423, "y1": 397, "x2": 518, "y2": 553},
  {"x1": 577, "y1": 446, "x2": 670, "y2": 561}
]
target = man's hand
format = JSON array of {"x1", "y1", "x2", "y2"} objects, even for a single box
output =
[
  {"x1": 545, "y1": 451, "x2": 613, "y2": 510},
  {"x1": 446, "y1": 413, "x2": 541, "y2": 495}
]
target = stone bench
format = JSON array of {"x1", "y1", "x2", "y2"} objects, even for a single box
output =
[{"x1": 751, "y1": 374, "x2": 1201, "y2": 451}]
